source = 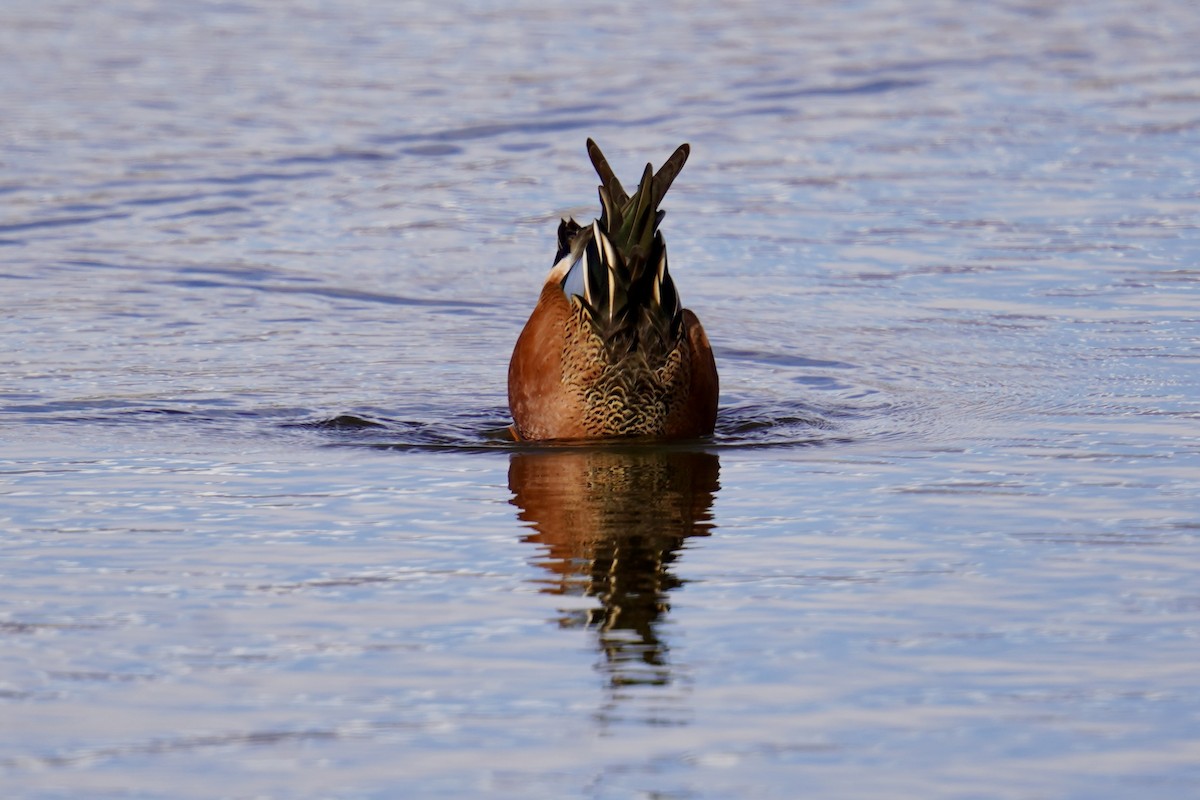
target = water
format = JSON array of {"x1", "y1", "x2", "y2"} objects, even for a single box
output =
[{"x1": 2, "y1": 0, "x2": 1199, "y2": 797}]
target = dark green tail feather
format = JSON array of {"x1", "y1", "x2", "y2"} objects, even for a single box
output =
[{"x1": 567, "y1": 139, "x2": 690, "y2": 365}]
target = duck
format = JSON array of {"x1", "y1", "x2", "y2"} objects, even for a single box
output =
[{"x1": 508, "y1": 139, "x2": 718, "y2": 441}]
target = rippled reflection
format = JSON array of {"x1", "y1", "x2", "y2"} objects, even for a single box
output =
[{"x1": 509, "y1": 447, "x2": 720, "y2": 690}]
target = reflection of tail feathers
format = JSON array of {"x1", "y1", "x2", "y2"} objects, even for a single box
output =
[
  {"x1": 508, "y1": 448, "x2": 719, "y2": 689},
  {"x1": 590, "y1": 530, "x2": 683, "y2": 686},
  {"x1": 547, "y1": 533, "x2": 677, "y2": 686}
]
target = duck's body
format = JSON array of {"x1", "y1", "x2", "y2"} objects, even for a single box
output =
[{"x1": 508, "y1": 140, "x2": 718, "y2": 441}]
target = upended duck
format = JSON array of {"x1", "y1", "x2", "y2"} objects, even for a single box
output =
[{"x1": 508, "y1": 139, "x2": 718, "y2": 441}]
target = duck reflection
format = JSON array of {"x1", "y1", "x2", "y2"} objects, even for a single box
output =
[{"x1": 508, "y1": 447, "x2": 720, "y2": 689}]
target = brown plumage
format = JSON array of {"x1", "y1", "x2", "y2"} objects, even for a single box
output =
[{"x1": 508, "y1": 139, "x2": 718, "y2": 441}]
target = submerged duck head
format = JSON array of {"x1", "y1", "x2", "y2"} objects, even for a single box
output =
[{"x1": 508, "y1": 139, "x2": 718, "y2": 441}]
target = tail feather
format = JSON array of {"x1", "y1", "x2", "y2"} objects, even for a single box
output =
[
  {"x1": 617, "y1": 162, "x2": 659, "y2": 277},
  {"x1": 651, "y1": 143, "x2": 689, "y2": 204},
  {"x1": 587, "y1": 138, "x2": 630, "y2": 228},
  {"x1": 568, "y1": 139, "x2": 691, "y2": 365}
]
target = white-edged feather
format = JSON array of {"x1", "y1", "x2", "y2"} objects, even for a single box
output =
[
  {"x1": 581, "y1": 247, "x2": 593, "y2": 306},
  {"x1": 653, "y1": 251, "x2": 666, "y2": 305},
  {"x1": 591, "y1": 221, "x2": 620, "y2": 320},
  {"x1": 608, "y1": 263, "x2": 616, "y2": 320}
]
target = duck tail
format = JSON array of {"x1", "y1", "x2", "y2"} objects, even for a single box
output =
[{"x1": 583, "y1": 139, "x2": 689, "y2": 357}]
